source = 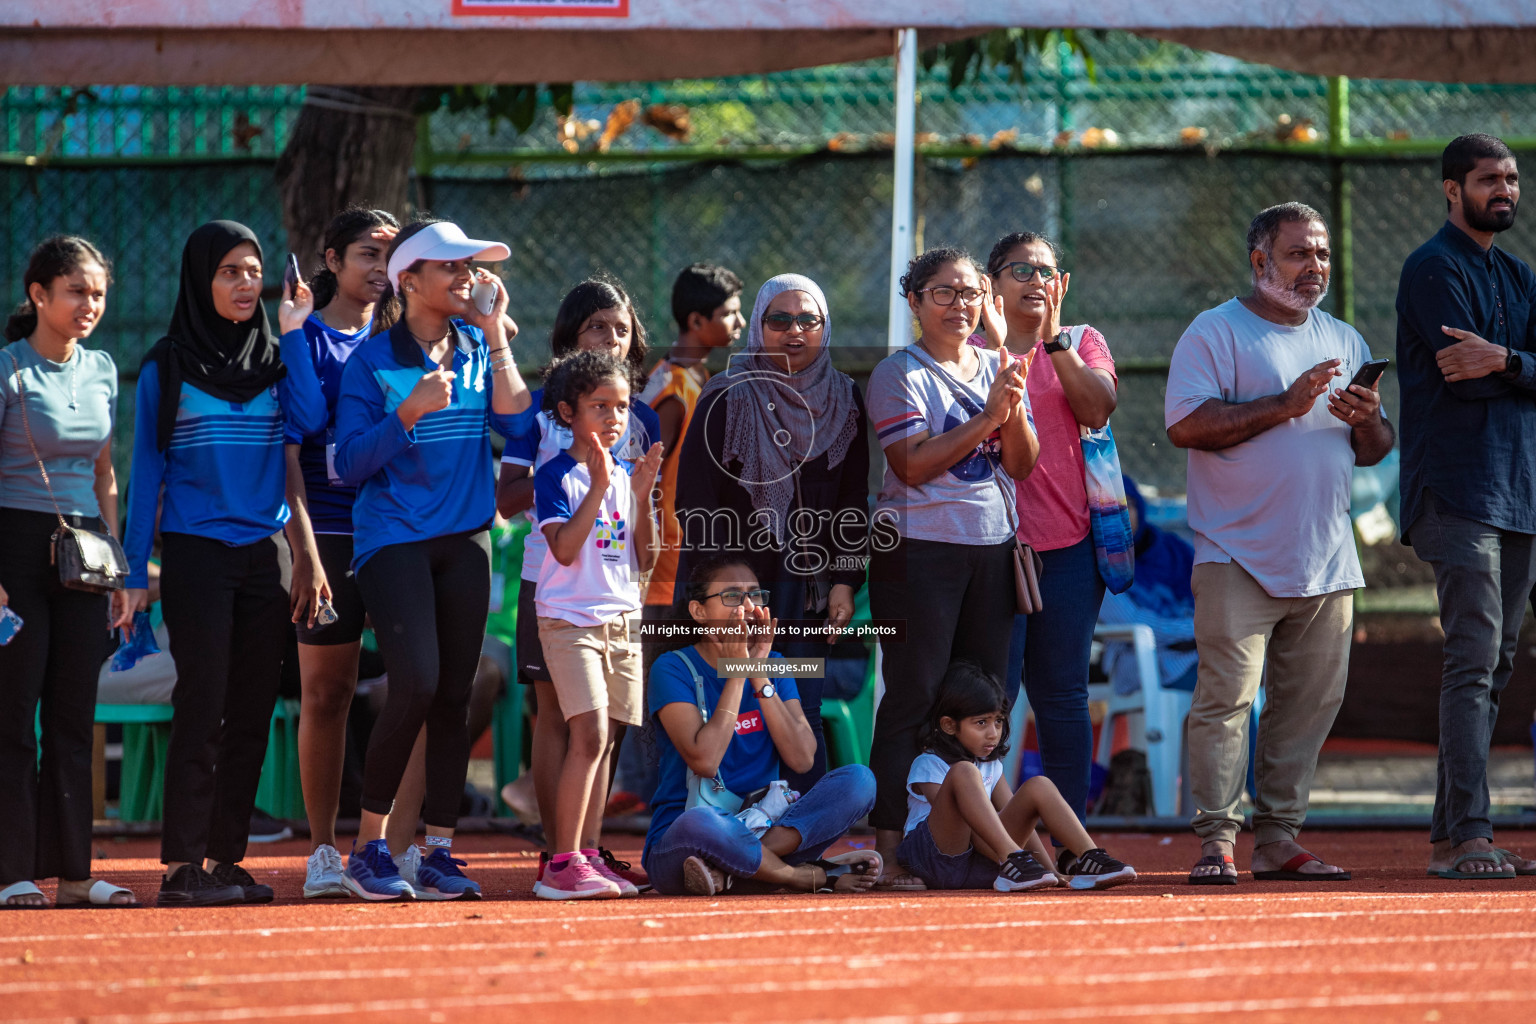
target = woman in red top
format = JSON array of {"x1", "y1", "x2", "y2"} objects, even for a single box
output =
[{"x1": 984, "y1": 231, "x2": 1118, "y2": 823}]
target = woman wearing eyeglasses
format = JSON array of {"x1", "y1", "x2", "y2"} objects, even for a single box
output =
[
  {"x1": 978, "y1": 231, "x2": 1117, "y2": 824},
  {"x1": 674, "y1": 274, "x2": 869, "y2": 793},
  {"x1": 864, "y1": 246, "x2": 1036, "y2": 889}
]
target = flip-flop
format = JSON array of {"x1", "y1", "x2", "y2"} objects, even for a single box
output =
[
  {"x1": 813, "y1": 851, "x2": 884, "y2": 892},
  {"x1": 874, "y1": 868, "x2": 927, "y2": 891},
  {"x1": 1253, "y1": 851, "x2": 1352, "y2": 881},
  {"x1": 1433, "y1": 851, "x2": 1515, "y2": 880},
  {"x1": 1492, "y1": 849, "x2": 1536, "y2": 876},
  {"x1": 1188, "y1": 853, "x2": 1238, "y2": 886},
  {"x1": 0, "y1": 881, "x2": 48, "y2": 909},
  {"x1": 55, "y1": 879, "x2": 140, "y2": 908}
]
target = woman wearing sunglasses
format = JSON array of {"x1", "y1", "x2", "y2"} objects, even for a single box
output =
[
  {"x1": 978, "y1": 232, "x2": 1117, "y2": 823},
  {"x1": 674, "y1": 274, "x2": 869, "y2": 793},
  {"x1": 864, "y1": 245, "x2": 1036, "y2": 888}
]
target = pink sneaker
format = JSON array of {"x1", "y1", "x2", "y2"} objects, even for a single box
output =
[
  {"x1": 586, "y1": 850, "x2": 639, "y2": 897},
  {"x1": 536, "y1": 854, "x2": 622, "y2": 901}
]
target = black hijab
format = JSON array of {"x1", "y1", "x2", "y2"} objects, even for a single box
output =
[{"x1": 142, "y1": 220, "x2": 286, "y2": 451}]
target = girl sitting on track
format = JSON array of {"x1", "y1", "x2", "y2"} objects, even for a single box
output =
[
  {"x1": 532, "y1": 350, "x2": 663, "y2": 899},
  {"x1": 642, "y1": 555, "x2": 881, "y2": 896},
  {"x1": 899, "y1": 660, "x2": 1137, "y2": 892}
]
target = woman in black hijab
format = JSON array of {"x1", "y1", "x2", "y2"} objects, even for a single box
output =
[{"x1": 121, "y1": 220, "x2": 327, "y2": 907}]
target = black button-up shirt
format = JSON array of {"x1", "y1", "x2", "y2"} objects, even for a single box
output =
[{"x1": 1396, "y1": 221, "x2": 1536, "y2": 538}]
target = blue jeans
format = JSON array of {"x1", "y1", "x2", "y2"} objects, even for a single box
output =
[
  {"x1": 642, "y1": 764, "x2": 875, "y2": 894},
  {"x1": 1409, "y1": 492, "x2": 1536, "y2": 846},
  {"x1": 1005, "y1": 535, "x2": 1104, "y2": 820}
]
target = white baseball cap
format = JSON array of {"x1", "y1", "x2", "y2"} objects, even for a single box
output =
[{"x1": 387, "y1": 221, "x2": 511, "y2": 288}]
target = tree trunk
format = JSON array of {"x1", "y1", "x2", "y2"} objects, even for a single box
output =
[{"x1": 275, "y1": 86, "x2": 422, "y2": 272}]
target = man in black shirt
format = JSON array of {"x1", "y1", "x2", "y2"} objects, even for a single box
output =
[{"x1": 1397, "y1": 133, "x2": 1536, "y2": 879}]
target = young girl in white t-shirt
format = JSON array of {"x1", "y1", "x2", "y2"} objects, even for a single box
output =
[
  {"x1": 532, "y1": 350, "x2": 663, "y2": 899},
  {"x1": 899, "y1": 660, "x2": 1137, "y2": 892}
]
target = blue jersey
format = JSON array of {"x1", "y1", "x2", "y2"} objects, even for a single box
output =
[
  {"x1": 124, "y1": 332, "x2": 327, "y2": 589},
  {"x1": 501, "y1": 386, "x2": 659, "y2": 582},
  {"x1": 644, "y1": 646, "x2": 800, "y2": 855},
  {"x1": 333, "y1": 319, "x2": 525, "y2": 570},
  {"x1": 282, "y1": 314, "x2": 371, "y2": 535}
]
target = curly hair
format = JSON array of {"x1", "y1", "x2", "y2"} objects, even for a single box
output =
[
  {"x1": 899, "y1": 245, "x2": 980, "y2": 297},
  {"x1": 541, "y1": 348, "x2": 644, "y2": 427}
]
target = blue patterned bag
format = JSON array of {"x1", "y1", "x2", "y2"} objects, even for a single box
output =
[{"x1": 1081, "y1": 423, "x2": 1135, "y2": 594}]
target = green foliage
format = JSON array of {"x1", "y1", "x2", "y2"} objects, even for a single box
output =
[
  {"x1": 921, "y1": 29, "x2": 1103, "y2": 90},
  {"x1": 416, "y1": 84, "x2": 574, "y2": 135}
]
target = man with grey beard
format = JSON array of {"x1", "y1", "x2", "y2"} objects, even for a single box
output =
[
  {"x1": 1397, "y1": 134, "x2": 1536, "y2": 880},
  {"x1": 1164, "y1": 203, "x2": 1394, "y2": 884}
]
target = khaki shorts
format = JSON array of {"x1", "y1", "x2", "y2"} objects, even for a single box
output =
[{"x1": 536, "y1": 613, "x2": 643, "y2": 725}]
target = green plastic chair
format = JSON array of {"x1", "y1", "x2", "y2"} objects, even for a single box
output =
[
  {"x1": 94, "y1": 703, "x2": 174, "y2": 823},
  {"x1": 820, "y1": 574, "x2": 877, "y2": 769},
  {"x1": 489, "y1": 519, "x2": 531, "y2": 816},
  {"x1": 255, "y1": 698, "x2": 304, "y2": 820}
]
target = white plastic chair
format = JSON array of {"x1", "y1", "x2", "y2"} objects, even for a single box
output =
[{"x1": 1090, "y1": 623, "x2": 1189, "y2": 817}]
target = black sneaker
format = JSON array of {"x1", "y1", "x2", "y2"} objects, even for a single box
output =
[
  {"x1": 211, "y1": 861, "x2": 275, "y2": 903},
  {"x1": 249, "y1": 810, "x2": 294, "y2": 844},
  {"x1": 994, "y1": 850, "x2": 1058, "y2": 892},
  {"x1": 157, "y1": 864, "x2": 245, "y2": 907},
  {"x1": 1056, "y1": 847, "x2": 1137, "y2": 890}
]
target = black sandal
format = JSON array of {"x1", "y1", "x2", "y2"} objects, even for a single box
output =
[
  {"x1": 1188, "y1": 853, "x2": 1238, "y2": 886},
  {"x1": 809, "y1": 851, "x2": 883, "y2": 892}
]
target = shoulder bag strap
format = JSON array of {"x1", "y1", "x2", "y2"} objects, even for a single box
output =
[{"x1": 5, "y1": 349, "x2": 71, "y2": 534}]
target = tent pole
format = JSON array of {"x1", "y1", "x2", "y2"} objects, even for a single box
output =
[{"x1": 887, "y1": 27, "x2": 918, "y2": 355}]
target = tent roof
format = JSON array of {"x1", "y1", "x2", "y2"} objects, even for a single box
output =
[{"x1": 3, "y1": 2, "x2": 1533, "y2": 84}]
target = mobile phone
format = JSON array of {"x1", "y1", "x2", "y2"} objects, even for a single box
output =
[
  {"x1": 284, "y1": 253, "x2": 302, "y2": 297},
  {"x1": 1349, "y1": 358, "x2": 1389, "y2": 390},
  {"x1": 471, "y1": 276, "x2": 498, "y2": 317},
  {"x1": 316, "y1": 598, "x2": 339, "y2": 627},
  {"x1": 0, "y1": 606, "x2": 23, "y2": 646}
]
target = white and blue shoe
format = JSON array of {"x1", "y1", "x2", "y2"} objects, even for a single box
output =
[
  {"x1": 414, "y1": 847, "x2": 482, "y2": 901},
  {"x1": 344, "y1": 838, "x2": 416, "y2": 901}
]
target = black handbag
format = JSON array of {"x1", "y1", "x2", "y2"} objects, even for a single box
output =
[{"x1": 6, "y1": 350, "x2": 129, "y2": 594}]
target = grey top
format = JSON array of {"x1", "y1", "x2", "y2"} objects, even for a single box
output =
[{"x1": 0, "y1": 339, "x2": 118, "y2": 518}]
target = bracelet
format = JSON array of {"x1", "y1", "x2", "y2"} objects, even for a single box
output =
[
  {"x1": 488, "y1": 347, "x2": 510, "y2": 356},
  {"x1": 491, "y1": 358, "x2": 514, "y2": 372}
]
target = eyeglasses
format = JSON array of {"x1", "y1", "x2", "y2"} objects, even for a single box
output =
[
  {"x1": 996, "y1": 261, "x2": 1061, "y2": 283},
  {"x1": 761, "y1": 312, "x2": 825, "y2": 333},
  {"x1": 701, "y1": 588, "x2": 771, "y2": 607},
  {"x1": 917, "y1": 286, "x2": 985, "y2": 307}
]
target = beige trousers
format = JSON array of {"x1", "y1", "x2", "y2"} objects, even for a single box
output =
[{"x1": 1187, "y1": 560, "x2": 1352, "y2": 846}]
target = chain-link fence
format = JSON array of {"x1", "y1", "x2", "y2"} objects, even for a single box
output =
[{"x1": 6, "y1": 32, "x2": 1536, "y2": 501}]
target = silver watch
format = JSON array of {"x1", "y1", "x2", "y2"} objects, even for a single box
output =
[{"x1": 755, "y1": 682, "x2": 776, "y2": 700}]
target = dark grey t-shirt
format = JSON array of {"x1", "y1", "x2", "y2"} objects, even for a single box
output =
[{"x1": 0, "y1": 340, "x2": 117, "y2": 518}]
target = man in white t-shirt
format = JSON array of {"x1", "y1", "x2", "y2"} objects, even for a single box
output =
[{"x1": 1165, "y1": 203, "x2": 1395, "y2": 885}]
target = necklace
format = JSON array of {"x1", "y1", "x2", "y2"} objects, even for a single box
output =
[{"x1": 66, "y1": 352, "x2": 79, "y2": 410}]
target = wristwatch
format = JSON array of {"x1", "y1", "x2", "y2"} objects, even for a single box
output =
[
  {"x1": 1043, "y1": 328, "x2": 1073, "y2": 354},
  {"x1": 1502, "y1": 347, "x2": 1524, "y2": 380},
  {"x1": 755, "y1": 682, "x2": 776, "y2": 700}
]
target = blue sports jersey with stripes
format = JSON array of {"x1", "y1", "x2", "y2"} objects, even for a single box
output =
[
  {"x1": 333, "y1": 319, "x2": 525, "y2": 570},
  {"x1": 124, "y1": 332, "x2": 327, "y2": 589},
  {"x1": 281, "y1": 315, "x2": 371, "y2": 535}
]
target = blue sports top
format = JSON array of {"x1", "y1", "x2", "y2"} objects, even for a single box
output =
[
  {"x1": 124, "y1": 331, "x2": 326, "y2": 589},
  {"x1": 333, "y1": 319, "x2": 525, "y2": 570},
  {"x1": 281, "y1": 314, "x2": 371, "y2": 535}
]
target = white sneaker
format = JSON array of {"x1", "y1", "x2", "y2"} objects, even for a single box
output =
[
  {"x1": 394, "y1": 844, "x2": 423, "y2": 889},
  {"x1": 303, "y1": 844, "x2": 350, "y2": 899}
]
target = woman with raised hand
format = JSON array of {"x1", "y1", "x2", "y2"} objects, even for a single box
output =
[
  {"x1": 121, "y1": 220, "x2": 327, "y2": 907},
  {"x1": 332, "y1": 219, "x2": 531, "y2": 901},
  {"x1": 674, "y1": 273, "x2": 869, "y2": 793},
  {"x1": 864, "y1": 245, "x2": 1037, "y2": 888},
  {"x1": 981, "y1": 231, "x2": 1119, "y2": 822},
  {"x1": 0, "y1": 237, "x2": 136, "y2": 908},
  {"x1": 278, "y1": 206, "x2": 400, "y2": 899}
]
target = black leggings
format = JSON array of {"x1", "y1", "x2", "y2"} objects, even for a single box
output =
[
  {"x1": 867, "y1": 536, "x2": 1015, "y2": 832},
  {"x1": 0, "y1": 507, "x2": 112, "y2": 885},
  {"x1": 159, "y1": 532, "x2": 291, "y2": 866},
  {"x1": 356, "y1": 530, "x2": 490, "y2": 829}
]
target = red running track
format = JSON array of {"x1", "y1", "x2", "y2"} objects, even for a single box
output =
[{"x1": 2, "y1": 831, "x2": 1535, "y2": 1024}]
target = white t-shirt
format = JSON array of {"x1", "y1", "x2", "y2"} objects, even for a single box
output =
[
  {"x1": 532, "y1": 450, "x2": 644, "y2": 627},
  {"x1": 866, "y1": 345, "x2": 1032, "y2": 546},
  {"x1": 903, "y1": 751, "x2": 1004, "y2": 835},
  {"x1": 1164, "y1": 298, "x2": 1370, "y2": 599}
]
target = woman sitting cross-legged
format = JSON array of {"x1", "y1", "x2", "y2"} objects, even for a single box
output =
[
  {"x1": 642, "y1": 556, "x2": 881, "y2": 895},
  {"x1": 898, "y1": 659, "x2": 1137, "y2": 892}
]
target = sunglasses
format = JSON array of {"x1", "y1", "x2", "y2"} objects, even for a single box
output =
[
  {"x1": 997, "y1": 261, "x2": 1061, "y2": 283},
  {"x1": 762, "y1": 312, "x2": 825, "y2": 332},
  {"x1": 918, "y1": 286, "x2": 986, "y2": 307},
  {"x1": 701, "y1": 588, "x2": 771, "y2": 607}
]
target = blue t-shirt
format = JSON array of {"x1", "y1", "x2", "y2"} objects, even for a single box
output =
[
  {"x1": 644, "y1": 646, "x2": 801, "y2": 853},
  {"x1": 282, "y1": 314, "x2": 371, "y2": 535}
]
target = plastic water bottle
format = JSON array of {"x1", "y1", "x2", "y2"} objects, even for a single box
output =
[{"x1": 109, "y1": 610, "x2": 161, "y2": 671}]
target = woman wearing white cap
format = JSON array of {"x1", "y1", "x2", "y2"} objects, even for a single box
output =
[{"x1": 332, "y1": 219, "x2": 532, "y2": 900}]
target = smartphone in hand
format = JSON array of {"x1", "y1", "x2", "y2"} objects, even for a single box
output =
[
  {"x1": 284, "y1": 253, "x2": 302, "y2": 297},
  {"x1": 1349, "y1": 358, "x2": 1390, "y2": 390},
  {"x1": 471, "y1": 276, "x2": 498, "y2": 317}
]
